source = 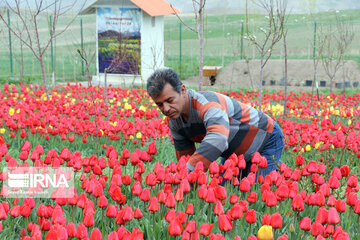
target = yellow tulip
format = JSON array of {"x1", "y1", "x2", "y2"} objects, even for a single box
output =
[
  {"x1": 136, "y1": 132, "x2": 142, "y2": 139},
  {"x1": 0, "y1": 128, "x2": 5, "y2": 134},
  {"x1": 257, "y1": 225, "x2": 273, "y2": 240},
  {"x1": 8, "y1": 107, "x2": 14, "y2": 116}
]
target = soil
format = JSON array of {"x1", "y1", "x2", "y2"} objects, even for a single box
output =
[{"x1": 183, "y1": 59, "x2": 360, "y2": 91}]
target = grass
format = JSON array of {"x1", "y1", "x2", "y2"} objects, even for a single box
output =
[{"x1": 0, "y1": 8, "x2": 359, "y2": 84}]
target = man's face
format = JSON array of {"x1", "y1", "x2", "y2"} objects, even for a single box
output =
[{"x1": 152, "y1": 83, "x2": 186, "y2": 120}]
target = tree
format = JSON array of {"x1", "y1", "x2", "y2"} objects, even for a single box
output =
[
  {"x1": 335, "y1": 14, "x2": 354, "y2": 92},
  {"x1": 172, "y1": 0, "x2": 206, "y2": 91},
  {"x1": 318, "y1": 23, "x2": 342, "y2": 92},
  {"x1": 245, "y1": 0, "x2": 288, "y2": 111},
  {"x1": 0, "y1": 0, "x2": 87, "y2": 95}
]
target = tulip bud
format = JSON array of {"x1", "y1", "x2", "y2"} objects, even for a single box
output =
[{"x1": 289, "y1": 223, "x2": 295, "y2": 233}]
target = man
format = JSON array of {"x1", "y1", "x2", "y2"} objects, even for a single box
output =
[{"x1": 147, "y1": 68, "x2": 284, "y2": 178}]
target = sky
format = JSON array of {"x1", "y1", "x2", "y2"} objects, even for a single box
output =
[
  {"x1": 2, "y1": 0, "x2": 360, "y2": 14},
  {"x1": 167, "y1": 0, "x2": 360, "y2": 14}
]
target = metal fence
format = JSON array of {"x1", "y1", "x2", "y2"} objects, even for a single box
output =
[
  {"x1": 0, "y1": 9, "x2": 359, "y2": 84},
  {"x1": 163, "y1": 14, "x2": 360, "y2": 80}
]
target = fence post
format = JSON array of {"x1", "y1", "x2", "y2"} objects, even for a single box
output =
[
  {"x1": 50, "y1": 15, "x2": 54, "y2": 81},
  {"x1": 81, "y1": 18, "x2": 84, "y2": 76},
  {"x1": 7, "y1": 9, "x2": 13, "y2": 76},
  {"x1": 179, "y1": 22, "x2": 182, "y2": 79},
  {"x1": 50, "y1": 15, "x2": 53, "y2": 72},
  {"x1": 313, "y1": 21, "x2": 317, "y2": 60},
  {"x1": 240, "y1": 20, "x2": 244, "y2": 60}
]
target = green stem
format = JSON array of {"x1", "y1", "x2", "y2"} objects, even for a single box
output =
[
  {"x1": 232, "y1": 219, "x2": 237, "y2": 239},
  {"x1": 347, "y1": 206, "x2": 353, "y2": 232},
  {"x1": 153, "y1": 213, "x2": 155, "y2": 233},
  {"x1": 9, "y1": 217, "x2": 14, "y2": 239},
  {"x1": 207, "y1": 203, "x2": 212, "y2": 223},
  {"x1": 248, "y1": 224, "x2": 252, "y2": 237},
  {"x1": 358, "y1": 215, "x2": 360, "y2": 239},
  {"x1": 102, "y1": 208, "x2": 105, "y2": 235}
]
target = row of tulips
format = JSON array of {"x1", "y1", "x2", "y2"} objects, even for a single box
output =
[
  {"x1": 1, "y1": 83, "x2": 359, "y2": 155},
  {"x1": 0, "y1": 83, "x2": 359, "y2": 239},
  {"x1": 0, "y1": 135, "x2": 359, "y2": 239}
]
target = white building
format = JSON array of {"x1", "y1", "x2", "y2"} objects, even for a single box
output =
[{"x1": 81, "y1": 0, "x2": 179, "y2": 86}]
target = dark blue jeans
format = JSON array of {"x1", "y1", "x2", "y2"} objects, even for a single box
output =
[{"x1": 221, "y1": 122, "x2": 284, "y2": 180}]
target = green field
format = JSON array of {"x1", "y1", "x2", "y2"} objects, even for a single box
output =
[{"x1": 0, "y1": 8, "x2": 359, "y2": 83}]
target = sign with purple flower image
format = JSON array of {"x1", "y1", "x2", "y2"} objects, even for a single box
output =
[{"x1": 97, "y1": 7, "x2": 141, "y2": 75}]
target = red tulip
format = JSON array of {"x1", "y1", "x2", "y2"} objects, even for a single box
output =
[
  {"x1": 315, "y1": 206, "x2": 328, "y2": 225},
  {"x1": 299, "y1": 217, "x2": 311, "y2": 231},
  {"x1": 197, "y1": 185, "x2": 208, "y2": 200},
  {"x1": 132, "y1": 181, "x2": 142, "y2": 196},
  {"x1": 270, "y1": 212, "x2": 283, "y2": 229},
  {"x1": 275, "y1": 183, "x2": 289, "y2": 200},
  {"x1": 265, "y1": 191, "x2": 277, "y2": 207},
  {"x1": 185, "y1": 203, "x2": 194, "y2": 215},
  {"x1": 139, "y1": 188, "x2": 151, "y2": 202},
  {"x1": 66, "y1": 222, "x2": 77, "y2": 238},
  {"x1": 346, "y1": 192, "x2": 358, "y2": 207},
  {"x1": 107, "y1": 231, "x2": 120, "y2": 240},
  {"x1": 295, "y1": 155, "x2": 304, "y2": 166},
  {"x1": 262, "y1": 214, "x2": 271, "y2": 225},
  {"x1": 354, "y1": 200, "x2": 360, "y2": 215},
  {"x1": 147, "y1": 142, "x2": 157, "y2": 155},
  {"x1": 239, "y1": 177, "x2": 251, "y2": 192},
  {"x1": 134, "y1": 208, "x2": 143, "y2": 219},
  {"x1": 168, "y1": 219, "x2": 183, "y2": 236},
  {"x1": 20, "y1": 205, "x2": 31, "y2": 218},
  {"x1": 214, "y1": 200, "x2": 224, "y2": 216},
  {"x1": 215, "y1": 186, "x2": 227, "y2": 200},
  {"x1": 10, "y1": 205, "x2": 20, "y2": 217},
  {"x1": 176, "y1": 211, "x2": 187, "y2": 224},
  {"x1": 228, "y1": 203, "x2": 243, "y2": 220},
  {"x1": 40, "y1": 218, "x2": 51, "y2": 231},
  {"x1": 292, "y1": 194, "x2": 304, "y2": 212},
  {"x1": 106, "y1": 205, "x2": 118, "y2": 218},
  {"x1": 230, "y1": 194, "x2": 239, "y2": 204},
  {"x1": 122, "y1": 205, "x2": 133, "y2": 222},
  {"x1": 245, "y1": 209, "x2": 256, "y2": 224},
  {"x1": 121, "y1": 175, "x2": 131, "y2": 185},
  {"x1": 98, "y1": 195, "x2": 108, "y2": 208},
  {"x1": 185, "y1": 220, "x2": 197, "y2": 233},
  {"x1": 90, "y1": 228, "x2": 102, "y2": 240},
  {"x1": 327, "y1": 207, "x2": 340, "y2": 225},
  {"x1": 347, "y1": 174, "x2": 358, "y2": 188},
  {"x1": 340, "y1": 165, "x2": 349, "y2": 177},
  {"x1": 21, "y1": 141, "x2": 31, "y2": 152},
  {"x1": 175, "y1": 187, "x2": 184, "y2": 202},
  {"x1": 83, "y1": 214, "x2": 94, "y2": 227},
  {"x1": 165, "y1": 192, "x2": 176, "y2": 208},
  {"x1": 76, "y1": 223, "x2": 88, "y2": 239},
  {"x1": 131, "y1": 227, "x2": 143, "y2": 239},
  {"x1": 310, "y1": 221, "x2": 324, "y2": 237},
  {"x1": 165, "y1": 209, "x2": 176, "y2": 223},
  {"x1": 209, "y1": 161, "x2": 220, "y2": 176},
  {"x1": 145, "y1": 172, "x2": 157, "y2": 187},
  {"x1": 277, "y1": 234, "x2": 289, "y2": 240},
  {"x1": 329, "y1": 176, "x2": 340, "y2": 189},
  {"x1": 218, "y1": 214, "x2": 233, "y2": 232},
  {"x1": 197, "y1": 172, "x2": 207, "y2": 185},
  {"x1": 148, "y1": 196, "x2": 159, "y2": 213},
  {"x1": 199, "y1": 223, "x2": 213, "y2": 237}
]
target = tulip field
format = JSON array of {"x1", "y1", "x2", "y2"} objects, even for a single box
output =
[{"x1": 0, "y1": 82, "x2": 360, "y2": 240}]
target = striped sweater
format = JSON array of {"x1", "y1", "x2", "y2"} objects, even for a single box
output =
[{"x1": 169, "y1": 89, "x2": 274, "y2": 171}]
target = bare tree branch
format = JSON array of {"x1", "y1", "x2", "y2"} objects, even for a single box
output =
[
  {"x1": 245, "y1": 0, "x2": 288, "y2": 110},
  {"x1": 0, "y1": 0, "x2": 88, "y2": 95}
]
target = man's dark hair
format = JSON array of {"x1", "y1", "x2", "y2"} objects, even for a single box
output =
[{"x1": 147, "y1": 68, "x2": 183, "y2": 98}]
